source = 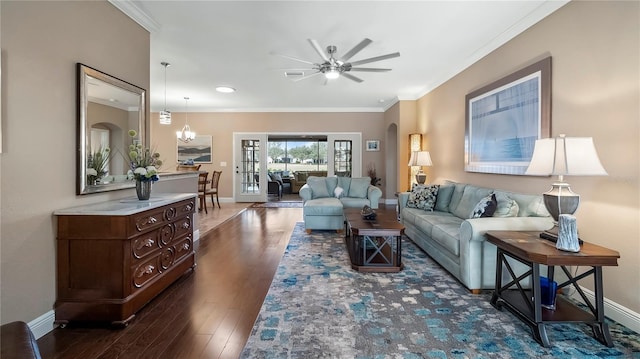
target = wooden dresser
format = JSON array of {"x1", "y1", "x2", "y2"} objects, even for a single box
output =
[{"x1": 54, "y1": 193, "x2": 197, "y2": 327}]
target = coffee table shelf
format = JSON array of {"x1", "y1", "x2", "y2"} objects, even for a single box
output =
[{"x1": 344, "y1": 208, "x2": 404, "y2": 273}]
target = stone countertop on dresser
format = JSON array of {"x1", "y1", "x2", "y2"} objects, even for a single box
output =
[{"x1": 53, "y1": 193, "x2": 197, "y2": 216}]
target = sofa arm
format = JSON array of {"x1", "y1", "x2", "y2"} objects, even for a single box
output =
[
  {"x1": 0, "y1": 321, "x2": 42, "y2": 359},
  {"x1": 460, "y1": 217, "x2": 554, "y2": 243},
  {"x1": 367, "y1": 185, "x2": 383, "y2": 209},
  {"x1": 459, "y1": 216, "x2": 554, "y2": 290},
  {"x1": 299, "y1": 184, "x2": 312, "y2": 202}
]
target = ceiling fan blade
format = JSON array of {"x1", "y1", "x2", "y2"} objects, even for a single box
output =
[
  {"x1": 270, "y1": 52, "x2": 316, "y2": 65},
  {"x1": 342, "y1": 73, "x2": 363, "y2": 83},
  {"x1": 349, "y1": 67, "x2": 392, "y2": 72},
  {"x1": 308, "y1": 39, "x2": 330, "y2": 62},
  {"x1": 348, "y1": 52, "x2": 400, "y2": 67},
  {"x1": 339, "y1": 38, "x2": 372, "y2": 62},
  {"x1": 292, "y1": 71, "x2": 323, "y2": 82}
]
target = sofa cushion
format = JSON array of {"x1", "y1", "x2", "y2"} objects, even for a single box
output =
[
  {"x1": 434, "y1": 183, "x2": 455, "y2": 212},
  {"x1": 451, "y1": 185, "x2": 493, "y2": 219},
  {"x1": 307, "y1": 176, "x2": 330, "y2": 199},
  {"x1": 303, "y1": 198, "x2": 343, "y2": 215},
  {"x1": 447, "y1": 183, "x2": 468, "y2": 214},
  {"x1": 407, "y1": 184, "x2": 439, "y2": 211},
  {"x1": 470, "y1": 193, "x2": 498, "y2": 218},
  {"x1": 493, "y1": 191, "x2": 520, "y2": 217},
  {"x1": 340, "y1": 197, "x2": 371, "y2": 209},
  {"x1": 348, "y1": 177, "x2": 370, "y2": 198},
  {"x1": 324, "y1": 176, "x2": 338, "y2": 194},
  {"x1": 431, "y1": 223, "x2": 461, "y2": 256},
  {"x1": 337, "y1": 176, "x2": 351, "y2": 194}
]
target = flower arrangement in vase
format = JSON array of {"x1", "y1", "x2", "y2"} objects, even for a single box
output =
[
  {"x1": 367, "y1": 162, "x2": 382, "y2": 186},
  {"x1": 127, "y1": 130, "x2": 162, "y2": 199},
  {"x1": 86, "y1": 146, "x2": 111, "y2": 185}
]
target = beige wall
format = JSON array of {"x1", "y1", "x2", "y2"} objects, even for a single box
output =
[
  {"x1": 417, "y1": 1, "x2": 639, "y2": 313},
  {"x1": 150, "y1": 112, "x2": 387, "y2": 197},
  {"x1": 1, "y1": 1, "x2": 150, "y2": 325}
]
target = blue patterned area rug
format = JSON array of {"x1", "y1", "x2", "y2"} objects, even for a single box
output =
[{"x1": 240, "y1": 223, "x2": 640, "y2": 358}]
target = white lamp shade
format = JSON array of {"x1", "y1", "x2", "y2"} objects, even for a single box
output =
[
  {"x1": 525, "y1": 136, "x2": 607, "y2": 176},
  {"x1": 408, "y1": 151, "x2": 432, "y2": 167}
]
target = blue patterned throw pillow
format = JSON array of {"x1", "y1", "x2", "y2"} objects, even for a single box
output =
[
  {"x1": 470, "y1": 193, "x2": 498, "y2": 218},
  {"x1": 407, "y1": 184, "x2": 439, "y2": 211}
]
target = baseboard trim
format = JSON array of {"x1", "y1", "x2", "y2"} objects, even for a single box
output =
[
  {"x1": 384, "y1": 198, "x2": 397, "y2": 205},
  {"x1": 569, "y1": 286, "x2": 640, "y2": 334},
  {"x1": 29, "y1": 310, "x2": 55, "y2": 339}
]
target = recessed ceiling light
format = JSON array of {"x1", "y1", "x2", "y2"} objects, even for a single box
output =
[{"x1": 216, "y1": 86, "x2": 236, "y2": 93}]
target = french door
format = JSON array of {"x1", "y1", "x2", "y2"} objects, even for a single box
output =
[{"x1": 233, "y1": 133, "x2": 268, "y2": 202}]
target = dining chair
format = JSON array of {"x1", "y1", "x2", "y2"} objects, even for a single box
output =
[
  {"x1": 206, "y1": 171, "x2": 222, "y2": 208},
  {"x1": 197, "y1": 172, "x2": 209, "y2": 214}
]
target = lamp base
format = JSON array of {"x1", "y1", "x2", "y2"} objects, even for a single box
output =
[{"x1": 415, "y1": 170, "x2": 427, "y2": 185}]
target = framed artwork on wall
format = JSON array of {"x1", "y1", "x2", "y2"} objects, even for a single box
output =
[
  {"x1": 464, "y1": 56, "x2": 551, "y2": 175},
  {"x1": 177, "y1": 135, "x2": 212, "y2": 163},
  {"x1": 365, "y1": 140, "x2": 380, "y2": 152}
]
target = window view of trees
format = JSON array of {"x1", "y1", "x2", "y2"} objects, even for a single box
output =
[{"x1": 268, "y1": 140, "x2": 327, "y2": 172}]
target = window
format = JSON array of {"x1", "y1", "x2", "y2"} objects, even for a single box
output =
[{"x1": 267, "y1": 137, "x2": 327, "y2": 175}]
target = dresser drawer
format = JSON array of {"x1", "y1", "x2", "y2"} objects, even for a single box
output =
[
  {"x1": 132, "y1": 255, "x2": 160, "y2": 289},
  {"x1": 173, "y1": 235, "x2": 194, "y2": 263},
  {"x1": 131, "y1": 198, "x2": 195, "y2": 234},
  {"x1": 132, "y1": 232, "x2": 160, "y2": 260}
]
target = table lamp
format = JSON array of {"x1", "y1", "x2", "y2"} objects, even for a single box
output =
[
  {"x1": 525, "y1": 134, "x2": 607, "y2": 238},
  {"x1": 408, "y1": 151, "x2": 432, "y2": 184}
]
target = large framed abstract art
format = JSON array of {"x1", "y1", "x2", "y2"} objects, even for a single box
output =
[{"x1": 464, "y1": 56, "x2": 551, "y2": 175}]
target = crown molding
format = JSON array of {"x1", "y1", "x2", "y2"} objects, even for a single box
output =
[{"x1": 108, "y1": 0, "x2": 161, "y2": 33}]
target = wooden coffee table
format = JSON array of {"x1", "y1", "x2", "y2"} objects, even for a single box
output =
[
  {"x1": 344, "y1": 208, "x2": 404, "y2": 272},
  {"x1": 485, "y1": 231, "x2": 620, "y2": 347}
]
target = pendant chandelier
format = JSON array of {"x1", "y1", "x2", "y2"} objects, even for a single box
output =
[
  {"x1": 159, "y1": 62, "x2": 171, "y2": 125},
  {"x1": 176, "y1": 97, "x2": 196, "y2": 142}
]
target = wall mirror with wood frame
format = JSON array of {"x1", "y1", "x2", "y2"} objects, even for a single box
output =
[{"x1": 77, "y1": 63, "x2": 146, "y2": 195}]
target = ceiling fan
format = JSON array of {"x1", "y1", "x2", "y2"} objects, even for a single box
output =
[{"x1": 274, "y1": 38, "x2": 400, "y2": 83}]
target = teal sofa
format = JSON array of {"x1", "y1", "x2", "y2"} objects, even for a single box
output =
[
  {"x1": 300, "y1": 176, "x2": 382, "y2": 233},
  {"x1": 399, "y1": 181, "x2": 554, "y2": 293}
]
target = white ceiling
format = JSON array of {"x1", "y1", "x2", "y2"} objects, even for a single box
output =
[{"x1": 113, "y1": 1, "x2": 568, "y2": 113}]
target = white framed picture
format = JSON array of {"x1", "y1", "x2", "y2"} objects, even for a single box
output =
[
  {"x1": 177, "y1": 135, "x2": 212, "y2": 163},
  {"x1": 365, "y1": 140, "x2": 380, "y2": 152}
]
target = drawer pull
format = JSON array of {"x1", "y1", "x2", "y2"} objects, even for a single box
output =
[
  {"x1": 185, "y1": 204, "x2": 193, "y2": 211},
  {"x1": 137, "y1": 265, "x2": 155, "y2": 278},
  {"x1": 137, "y1": 238, "x2": 155, "y2": 250},
  {"x1": 182, "y1": 243, "x2": 190, "y2": 251},
  {"x1": 147, "y1": 216, "x2": 158, "y2": 224},
  {"x1": 182, "y1": 222, "x2": 190, "y2": 229}
]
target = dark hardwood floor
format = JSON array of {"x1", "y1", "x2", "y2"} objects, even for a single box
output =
[{"x1": 37, "y1": 206, "x2": 302, "y2": 359}]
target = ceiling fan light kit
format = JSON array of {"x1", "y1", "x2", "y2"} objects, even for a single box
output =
[{"x1": 276, "y1": 38, "x2": 399, "y2": 83}]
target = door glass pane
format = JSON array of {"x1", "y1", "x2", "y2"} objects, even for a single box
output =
[
  {"x1": 241, "y1": 139, "x2": 260, "y2": 194},
  {"x1": 334, "y1": 140, "x2": 352, "y2": 177}
]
